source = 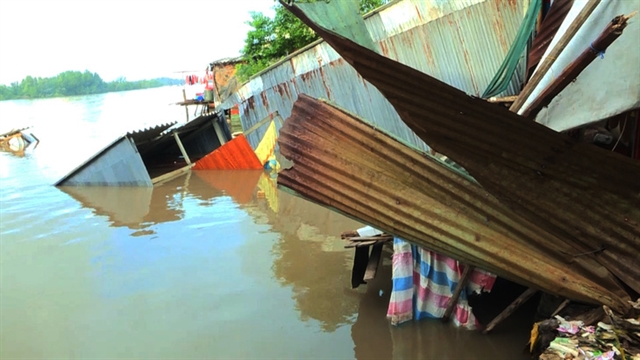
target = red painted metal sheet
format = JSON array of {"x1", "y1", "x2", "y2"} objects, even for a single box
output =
[{"x1": 193, "y1": 134, "x2": 262, "y2": 170}]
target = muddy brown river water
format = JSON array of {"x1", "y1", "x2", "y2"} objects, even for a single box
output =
[{"x1": 0, "y1": 88, "x2": 532, "y2": 359}]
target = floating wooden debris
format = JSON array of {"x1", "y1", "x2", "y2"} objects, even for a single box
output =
[{"x1": 0, "y1": 127, "x2": 39, "y2": 153}]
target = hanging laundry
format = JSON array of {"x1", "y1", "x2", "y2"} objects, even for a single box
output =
[{"x1": 387, "y1": 238, "x2": 496, "y2": 330}]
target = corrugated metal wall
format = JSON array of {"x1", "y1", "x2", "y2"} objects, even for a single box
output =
[
  {"x1": 57, "y1": 137, "x2": 153, "y2": 187},
  {"x1": 222, "y1": 0, "x2": 530, "y2": 150}
]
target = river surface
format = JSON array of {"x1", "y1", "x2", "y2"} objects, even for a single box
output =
[{"x1": 0, "y1": 87, "x2": 532, "y2": 359}]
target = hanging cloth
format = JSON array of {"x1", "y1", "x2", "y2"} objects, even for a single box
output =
[{"x1": 481, "y1": 0, "x2": 542, "y2": 98}]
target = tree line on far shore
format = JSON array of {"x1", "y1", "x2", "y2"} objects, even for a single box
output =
[
  {"x1": 235, "y1": 0, "x2": 388, "y2": 81},
  {"x1": 0, "y1": 71, "x2": 183, "y2": 101}
]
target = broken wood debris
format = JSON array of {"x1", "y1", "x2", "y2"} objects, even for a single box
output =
[
  {"x1": 342, "y1": 234, "x2": 393, "y2": 248},
  {"x1": 521, "y1": 13, "x2": 634, "y2": 118}
]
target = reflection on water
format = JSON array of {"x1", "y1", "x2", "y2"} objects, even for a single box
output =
[{"x1": 1, "y1": 89, "x2": 532, "y2": 359}]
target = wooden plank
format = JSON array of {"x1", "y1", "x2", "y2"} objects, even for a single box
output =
[
  {"x1": 342, "y1": 235, "x2": 393, "y2": 242},
  {"x1": 344, "y1": 240, "x2": 378, "y2": 248},
  {"x1": 510, "y1": 0, "x2": 601, "y2": 113},
  {"x1": 550, "y1": 299, "x2": 571, "y2": 318},
  {"x1": 151, "y1": 164, "x2": 192, "y2": 185},
  {"x1": 363, "y1": 243, "x2": 383, "y2": 281},
  {"x1": 442, "y1": 265, "x2": 475, "y2": 323},
  {"x1": 483, "y1": 288, "x2": 538, "y2": 334},
  {"x1": 243, "y1": 112, "x2": 280, "y2": 136},
  {"x1": 351, "y1": 246, "x2": 369, "y2": 288}
]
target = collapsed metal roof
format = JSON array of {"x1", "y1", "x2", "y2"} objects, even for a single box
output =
[
  {"x1": 278, "y1": 94, "x2": 630, "y2": 312},
  {"x1": 288, "y1": 2, "x2": 640, "y2": 297},
  {"x1": 126, "y1": 122, "x2": 177, "y2": 146},
  {"x1": 56, "y1": 113, "x2": 232, "y2": 186}
]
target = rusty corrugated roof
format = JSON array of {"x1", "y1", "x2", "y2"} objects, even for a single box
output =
[
  {"x1": 278, "y1": 95, "x2": 630, "y2": 311},
  {"x1": 221, "y1": 0, "x2": 530, "y2": 152},
  {"x1": 527, "y1": 0, "x2": 574, "y2": 77},
  {"x1": 289, "y1": 6, "x2": 640, "y2": 296}
]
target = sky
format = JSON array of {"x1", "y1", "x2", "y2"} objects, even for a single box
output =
[{"x1": 0, "y1": 0, "x2": 275, "y2": 85}]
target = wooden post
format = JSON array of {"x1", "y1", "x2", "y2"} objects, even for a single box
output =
[
  {"x1": 212, "y1": 120, "x2": 227, "y2": 146},
  {"x1": 442, "y1": 265, "x2": 475, "y2": 322},
  {"x1": 173, "y1": 132, "x2": 191, "y2": 165},
  {"x1": 363, "y1": 242, "x2": 384, "y2": 281},
  {"x1": 182, "y1": 89, "x2": 189, "y2": 122},
  {"x1": 483, "y1": 288, "x2": 538, "y2": 334}
]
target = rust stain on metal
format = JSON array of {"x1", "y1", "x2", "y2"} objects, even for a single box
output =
[
  {"x1": 260, "y1": 91, "x2": 270, "y2": 110},
  {"x1": 453, "y1": 24, "x2": 479, "y2": 95},
  {"x1": 278, "y1": 95, "x2": 630, "y2": 312},
  {"x1": 318, "y1": 65, "x2": 332, "y2": 101},
  {"x1": 415, "y1": 5, "x2": 423, "y2": 22},
  {"x1": 422, "y1": 40, "x2": 436, "y2": 70},
  {"x1": 246, "y1": 96, "x2": 256, "y2": 111},
  {"x1": 287, "y1": 5, "x2": 640, "y2": 297},
  {"x1": 379, "y1": 41, "x2": 389, "y2": 57},
  {"x1": 493, "y1": 17, "x2": 508, "y2": 50}
]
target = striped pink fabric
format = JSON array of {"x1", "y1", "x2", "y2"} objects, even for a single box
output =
[{"x1": 387, "y1": 239, "x2": 496, "y2": 330}]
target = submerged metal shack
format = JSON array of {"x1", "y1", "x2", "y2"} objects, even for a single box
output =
[{"x1": 55, "y1": 113, "x2": 232, "y2": 186}]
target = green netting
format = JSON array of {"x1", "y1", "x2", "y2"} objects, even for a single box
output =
[{"x1": 481, "y1": 0, "x2": 541, "y2": 98}]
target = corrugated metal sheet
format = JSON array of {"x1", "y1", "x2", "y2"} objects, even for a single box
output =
[
  {"x1": 527, "y1": 0, "x2": 574, "y2": 77},
  {"x1": 192, "y1": 134, "x2": 262, "y2": 170},
  {"x1": 221, "y1": 0, "x2": 530, "y2": 151},
  {"x1": 296, "y1": 13, "x2": 640, "y2": 296},
  {"x1": 278, "y1": 95, "x2": 630, "y2": 311},
  {"x1": 126, "y1": 122, "x2": 177, "y2": 146},
  {"x1": 55, "y1": 136, "x2": 153, "y2": 187}
]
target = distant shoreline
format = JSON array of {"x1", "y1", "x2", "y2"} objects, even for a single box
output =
[{"x1": 0, "y1": 71, "x2": 183, "y2": 101}]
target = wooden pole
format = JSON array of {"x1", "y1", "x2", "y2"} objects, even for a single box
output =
[
  {"x1": 182, "y1": 89, "x2": 189, "y2": 122},
  {"x1": 483, "y1": 288, "x2": 538, "y2": 334},
  {"x1": 510, "y1": 0, "x2": 601, "y2": 113},
  {"x1": 442, "y1": 265, "x2": 475, "y2": 323},
  {"x1": 212, "y1": 120, "x2": 228, "y2": 146},
  {"x1": 521, "y1": 14, "x2": 632, "y2": 118},
  {"x1": 173, "y1": 132, "x2": 192, "y2": 165}
]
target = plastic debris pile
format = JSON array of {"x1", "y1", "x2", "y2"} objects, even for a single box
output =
[{"x1": 540, "y1": 300, "x2": 640, "y2": 360}]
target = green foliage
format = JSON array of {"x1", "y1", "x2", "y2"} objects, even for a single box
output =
[
  {"x1": 236, "y1": 0, "x2": 388, "y2": 82},
  {"x1": 0, "y1": 71, "x2": 183, "y2": 101}
]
